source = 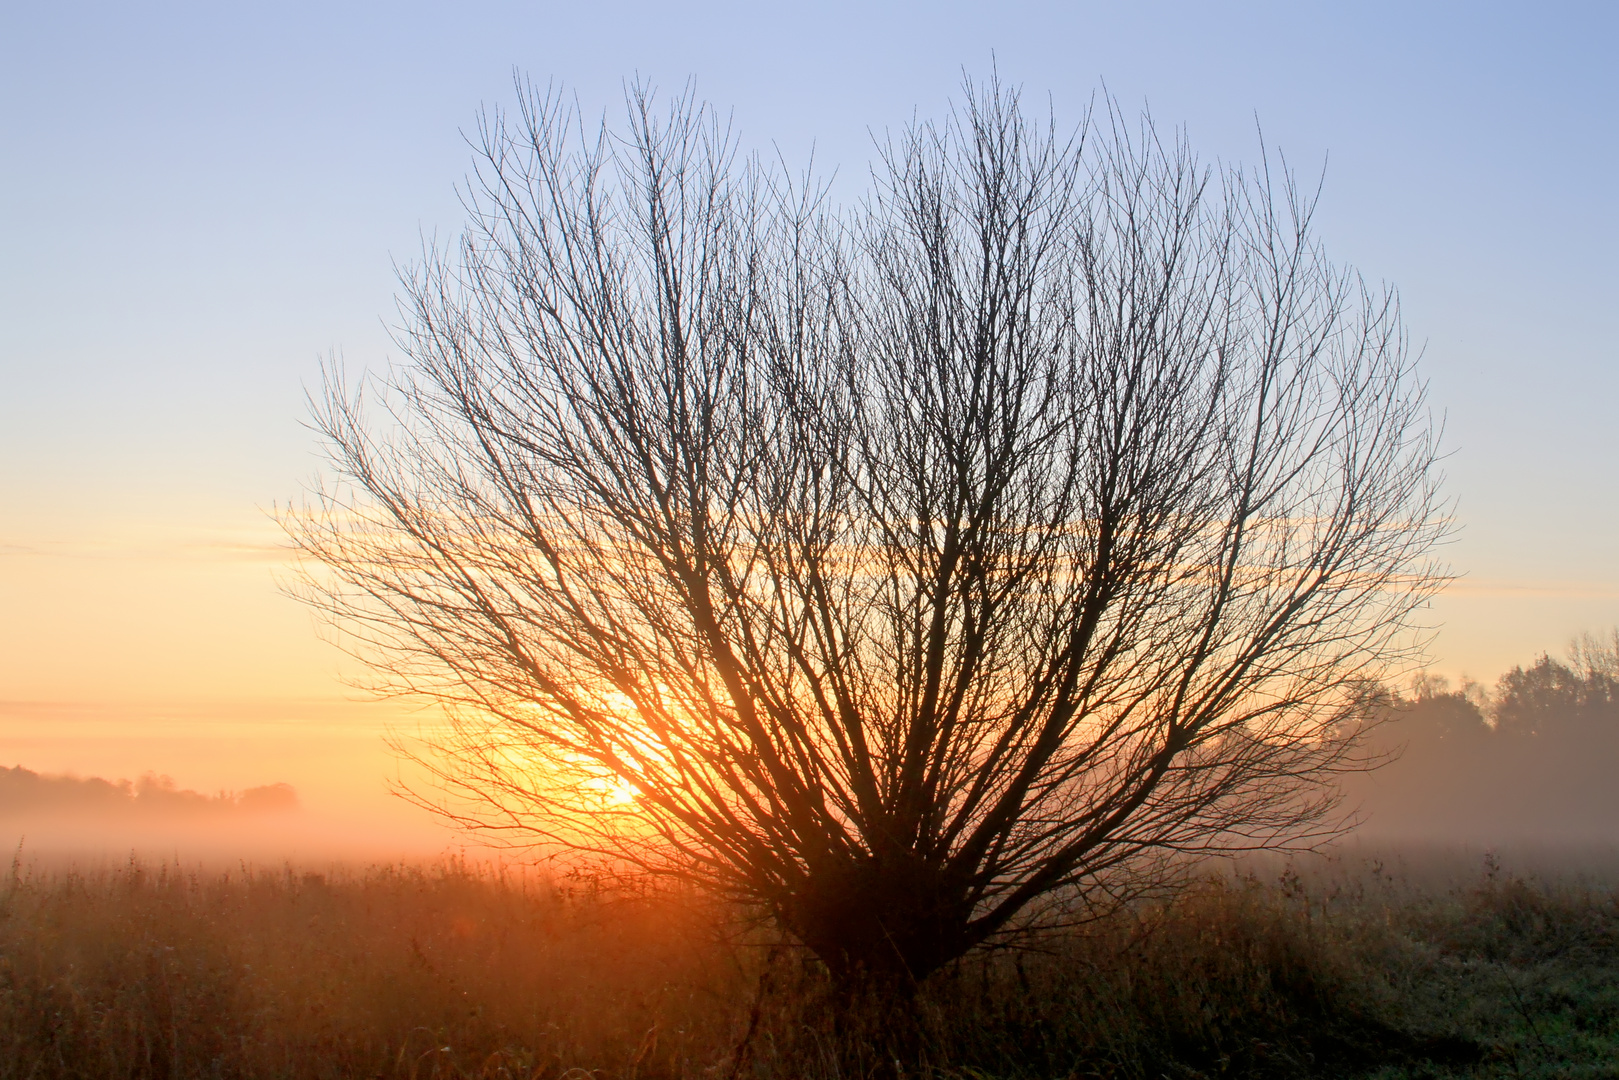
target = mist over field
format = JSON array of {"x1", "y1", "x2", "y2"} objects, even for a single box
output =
[
  {"x1": 0, "y1": 763, "x2": 453, "y2": 866},
  {"x1": 5, "y1": 632, "x2": 1615, "y2": 871},
  {"x1": 0, "y1": 765, "x2": 299, "y2": 817},
  {"x1": 1342, "y1": 631, "x2": 1619, "y2": 851}
]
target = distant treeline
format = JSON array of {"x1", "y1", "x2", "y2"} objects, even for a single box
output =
[
  {"x1": 1348, "y1": 630, "x2": 1619, "y2": 841},
  {"x1": 0, "y1": 768, "x2": 298, "y2": 819}
]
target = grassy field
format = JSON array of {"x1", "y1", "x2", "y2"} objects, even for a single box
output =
[{"x1": 1, "y1": 849, "x2": 1616, "y2": 1079}]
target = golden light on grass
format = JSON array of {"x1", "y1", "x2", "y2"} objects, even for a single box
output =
[{"x1": 2, "y1": 850, "x2": 1615, "y2": 1077}]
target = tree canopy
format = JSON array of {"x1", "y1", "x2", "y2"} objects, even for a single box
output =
[{"x1": 288, "y1": 77, "x2": 1450, "y2": 984}]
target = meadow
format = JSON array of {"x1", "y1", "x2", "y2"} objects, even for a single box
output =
[{"x1": 1, "y1": 848, "x2": 1616, "y2": 1079}]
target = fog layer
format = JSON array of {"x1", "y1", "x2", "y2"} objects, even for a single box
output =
[
  {"x1": 1344, "y1": 631, "x2": 1619, "y2": 844},
  {"x1": 0, "y1": 765, "x2": 451, "y2": 865},
  {"x1": 0, "y1": 766, "x2": 298, "y2": 818},
  {"x1": 4, "y1": 633, "x2": 1614, "y2": 862}
]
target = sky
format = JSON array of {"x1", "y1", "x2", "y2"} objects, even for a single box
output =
[{"x1": 1, "y1": 1, "x2": 1615, "y2": 852}]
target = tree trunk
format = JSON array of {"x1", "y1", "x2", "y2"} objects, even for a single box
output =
[{"x1": 782, "y1": 851, "x2": 973, "y2": 993}]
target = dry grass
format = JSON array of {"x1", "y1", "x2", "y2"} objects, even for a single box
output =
[
  {"x1": 0, "y1": 856, "x2": 745, "y2": 1079},
  {"x1": 0, "y1": 849, "x2": 1615, "y2": 1079}
]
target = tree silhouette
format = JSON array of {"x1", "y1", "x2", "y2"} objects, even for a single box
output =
[
  {"x1": 1496, "y1": 632, "x2": 1619, "y2": 739},
  {"x1": 288, "y1": 77, "x2": 1449, "y2": 986}
]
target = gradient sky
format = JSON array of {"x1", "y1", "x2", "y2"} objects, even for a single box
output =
[{"x1": 2, "y1": 1, "x2": 1615, "y2": 843}]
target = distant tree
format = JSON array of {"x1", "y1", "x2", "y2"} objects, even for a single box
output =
[
  {"x1": 1569, "y1": 629, "x2": 1619, "y2": 691},
  {"x1": 287, "y1": 77, "x2": 1450, "y2": 987},
  {"x1": 1493, "y1": 656, "x2": 1585, "y2": 738},
  {"x1": 1401, "y1": 674, "x2": 1491, "y2": 746},
  {"x1": 1494, "y1": 634, "x2": 1619, "y2": 738}
]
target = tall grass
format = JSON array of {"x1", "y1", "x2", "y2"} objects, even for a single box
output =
[
  {"x1": 0, "y1": 849, "x2": 1614, "y2": 1078},
  {"x1": 0, "y1": 856, "x2": 744, "y2": 1079}
]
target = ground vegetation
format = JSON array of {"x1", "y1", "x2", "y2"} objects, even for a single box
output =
[{"x1": 2, "y1": 851, "x2": 1615, "y2": 1079}]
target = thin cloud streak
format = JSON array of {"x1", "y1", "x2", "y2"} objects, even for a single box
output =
[{"x1": 0, "y1": 534, "x2": 289, "y2": 564}]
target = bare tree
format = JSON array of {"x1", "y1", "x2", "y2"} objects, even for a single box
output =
[{"x1": 287, "y1": 76, "x2": 1449, "y2": 986}]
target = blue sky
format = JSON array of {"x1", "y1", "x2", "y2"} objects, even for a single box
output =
[{"x1": 1, "y1": 1, "x2": 1614, "y2": 806}]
